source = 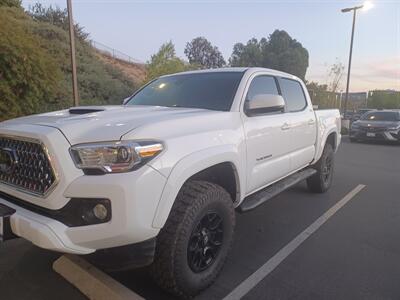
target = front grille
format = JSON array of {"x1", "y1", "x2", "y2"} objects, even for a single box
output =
[
  {"x1": 0, "y1": 136, "x2": 57, "y2": 196},
  {"x1": 360, "y1": 126, "x2": 386, "y2": 133}
]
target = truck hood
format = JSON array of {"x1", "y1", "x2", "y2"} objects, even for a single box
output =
[{"x1": 1, "y1": 105, "x2": 213, "y2": 145}]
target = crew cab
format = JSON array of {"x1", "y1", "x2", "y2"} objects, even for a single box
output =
[{"x1": 0, "y1": 68, "x2": 341, "y2": 298}]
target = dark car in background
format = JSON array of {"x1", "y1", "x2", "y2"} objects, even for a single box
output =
[{"x1": 350, "y1": 110, "x2": 400, "y2": 143}]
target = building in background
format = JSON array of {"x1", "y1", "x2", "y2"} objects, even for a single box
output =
[{"x1": 342, "y1": 92, "x2": 368, "y2": 111}]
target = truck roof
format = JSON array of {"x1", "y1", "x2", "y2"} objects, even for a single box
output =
[{"x1": 162, "y1": 67, "x2": 300, "y2": 81}]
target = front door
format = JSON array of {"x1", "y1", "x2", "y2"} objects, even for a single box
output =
[{"x1": 242, "y1": 74, "x2": 292, "y2": 195}]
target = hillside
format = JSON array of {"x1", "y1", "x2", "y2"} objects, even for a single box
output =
[
  {"x1": 0, "y1": 2, "x2": 146, "y2": 121},
  {"x1": 95, "y1": 51, "x2": 147, "y2": 85}
]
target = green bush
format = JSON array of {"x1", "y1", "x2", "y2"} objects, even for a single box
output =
[
  {"x1": 0, "y1": 5, "x2": 137, "y2": 121},
  {"x1": 367, "y1": 90, "x2": 400, "y2": 109},
  {"x1": 29, "y1": 22, "x2": 135, "y2": 110},
  {"x1": 0, "y1": 0, "x2": 21, "y2": 8},
  {"x1": 0, "y1": 7, "x2": 60, "y2": 120}
]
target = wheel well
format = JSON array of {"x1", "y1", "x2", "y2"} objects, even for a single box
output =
[
  {"x1": 326, "y1": 132, "x2": 337, "y2": 150},
  {"x1": 188, "y1": 162, "x2": 239, "y2": 203}
]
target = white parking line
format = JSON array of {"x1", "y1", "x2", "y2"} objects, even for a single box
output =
[
  {"x1": 223, "y1": 184, "x2": 366, "y2": 300},
  {"x1": 53, "y1": 254, "x2": 144, "y2": 300}
]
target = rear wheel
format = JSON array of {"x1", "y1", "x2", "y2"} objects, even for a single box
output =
[
  {"x1": 307, "y1": 143, "x2": 334, "y2": 193},
  {"x1": 151, "y1": 180, "x2": 235, "y2": 299}
]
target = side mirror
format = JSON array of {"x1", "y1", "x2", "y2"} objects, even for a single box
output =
[
  {"x1": 245, "y1": 94, "x2": 285, "y2": 115},
  {"x1": 122, "y1": 97, "x2": 130, "y2": 105}
]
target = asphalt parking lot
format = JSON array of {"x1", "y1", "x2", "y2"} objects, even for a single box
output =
[{"x1": 1, "y1": 137, "x2": 399, "y2": 300}]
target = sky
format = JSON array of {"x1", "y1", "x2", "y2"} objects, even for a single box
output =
[{"x1": 22, "y1": 0, "x2": 400, "y2": 92}]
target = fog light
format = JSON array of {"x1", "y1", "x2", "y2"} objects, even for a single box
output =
[{"x1": 93, "y1": 204, "x2": 108, "y2": 220}]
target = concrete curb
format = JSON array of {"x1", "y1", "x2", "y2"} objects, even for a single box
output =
[{"x1": 53, "y1": 254, "x2": 144, "y2": 300}]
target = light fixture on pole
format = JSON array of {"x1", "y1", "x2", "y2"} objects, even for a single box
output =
[{"x1": 341, "y1": 1, "x2": 373, "y2": 114}]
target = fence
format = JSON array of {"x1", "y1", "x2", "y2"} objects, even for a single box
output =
[
  {"x1": 308, "y1": 90, "x2": 342, "y2": 110},
  {"x1": 89, "y1": 40, "x2": 144, "y2": 65}
]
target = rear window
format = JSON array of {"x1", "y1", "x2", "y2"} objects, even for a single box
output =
[
  {"x1": 279, "y1": 78, "x2": 307, "y2": 112},
  {"x1": 361, "y1": 111, "x2": 400, "y2": 121}
]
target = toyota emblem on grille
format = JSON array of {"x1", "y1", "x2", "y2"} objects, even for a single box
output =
[{"x1": 0, "y1": 147, "x2": 17, "y2": 174}]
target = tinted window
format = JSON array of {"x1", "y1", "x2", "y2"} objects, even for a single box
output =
[
  {"x1": 280, "y1": 78, "x2": 307, "y2": 112},
  {"x1": 126, "y1": 72, "x2": 244, "y2": 111},
  {"x1": 246, "y1": 76, "x2": 279, "y2": 101},
  {"x1": 361, "y1": 111, "x2": 400, "y2": 121}
]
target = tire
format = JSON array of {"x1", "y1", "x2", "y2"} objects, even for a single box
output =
[
  {"x1": 151, "y1": 180, "x2": 235, "y2": 299},
  {"x1": 307, "y1": 143, "x2": 334, "y2": 193}
]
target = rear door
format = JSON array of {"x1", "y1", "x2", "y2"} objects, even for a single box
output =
[
  {"x1": 242, "y1": 74, "x2": 292, "y2": 194},
  {"x1": 278, "y1": 77, "x2": 317, "y2": 170}
]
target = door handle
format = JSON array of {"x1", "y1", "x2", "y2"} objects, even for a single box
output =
[
  {"x1": 308, "y1": 119, "x2": 316, "y2": 125},
  {"x1": 281, "y1": 123, "x2": 291, "y2": 130}
]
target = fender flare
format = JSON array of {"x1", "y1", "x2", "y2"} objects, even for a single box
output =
[
  {"x1": 152, "y1": 145, "x2": 244, "y2": 229},
  {"x1": 314, "y1": 127, "x2": 339, "y2": 163}
]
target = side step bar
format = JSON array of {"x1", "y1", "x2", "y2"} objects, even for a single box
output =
[{"x1": 238, "y1": 168, "x2": 317, "y2": 213}]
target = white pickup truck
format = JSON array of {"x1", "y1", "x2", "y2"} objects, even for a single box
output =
[{"x1": 0, "y1": 68, "x2": 340, "y2": 298}]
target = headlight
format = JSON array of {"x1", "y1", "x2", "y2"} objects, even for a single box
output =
[{"x1": 70, "y1": 140, "x2": 163, "y2": 174}]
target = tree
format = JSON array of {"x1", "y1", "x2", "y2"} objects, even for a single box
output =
[
  {"x1": 327, "y1": 59, "x2": 345, "y2": 93},
  {"x1": 306, "y1": 81, "x2": 341, "y2": 109},
  {"x1": 146, "y1": 41, "x2": 189, "y2": 82},
  {"x1": 230, "y1": 30, "x2": 309, "y2": 80},
  {"x1": 28, "y1": 3, "x2": 89, "y2": 40},
  {"x1": 184, "y1": 37, "x2": 225, "y2": 69},
  {"x1": 230, "y1": 38, "x2": 265, "y2": 67}
]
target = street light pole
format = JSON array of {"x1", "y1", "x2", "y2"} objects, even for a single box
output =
[
  {"x1": 343, "y1": 8, "x2": 357, "y2": 115},
  {"x1": 341, "y1": 5, "x2": 363, "y2": 115},
  {"x1": 341, "y1": 1, "x2": 373, "y2": 115},
  {"x1": 67, "y1": 0, "x2": 79, "y2": 106}
]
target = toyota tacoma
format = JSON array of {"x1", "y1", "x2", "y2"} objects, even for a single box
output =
[{"x1": 0, "y1": 68, "x2": 341, "y2": 298}]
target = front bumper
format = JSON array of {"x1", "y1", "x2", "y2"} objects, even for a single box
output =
[
  {"x1": 0, "y1": 124, "x2": 167, "y2": 255},
  {"x1": 0, "y1": 166, "x2": 165, "y2": 254},
  {"x1": 0, "y1": 165, "x2": 166, "y2": 254},
  {"x1": 350, "y1": 128, "x2": 400, "y2": 141}
]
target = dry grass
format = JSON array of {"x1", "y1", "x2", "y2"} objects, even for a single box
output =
[{"x1": 95, "y1": 51, "x2": 147, "y2": 85}]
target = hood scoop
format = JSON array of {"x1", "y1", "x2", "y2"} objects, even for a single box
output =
[{"x1": 69, "y1": 108, "x2": 105, "y2": 115}]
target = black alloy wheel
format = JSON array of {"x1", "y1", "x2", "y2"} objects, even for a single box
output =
[
  {"x1": 321, "y1": 154, "x2": 333, "y2": 184},
  {"x1": 187, "y1": 211, "x2": 223, "y2": 273},
  {"x1": 307, "y1": 143, "x2": 334, "y2": 193}
]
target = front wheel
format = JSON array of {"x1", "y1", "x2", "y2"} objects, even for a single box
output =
[
  {"x1": 307, "y1": 143, "x2": 334, "y2": 193},
  {"x1": 151, "y1": 180, "x2": 235, "y2": 299}
]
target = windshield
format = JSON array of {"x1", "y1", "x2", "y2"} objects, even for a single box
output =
[
  {"x1": 358, "y1": 109, "x2": 370, "y2": 114},
  {"x1": 126, "y1": 72, "x2": 244, "y2": 111},
  {"x1": 361, "y1": 111, "x2": 400, "y2": 121}
]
